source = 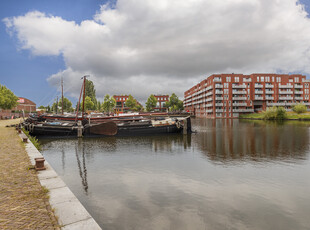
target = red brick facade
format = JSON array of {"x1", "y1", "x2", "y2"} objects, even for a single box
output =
[
  {"x1": 154, "y1": 95, "x2": 169, "y2": 112},
  {"x1": 184, "y1": 74, "x2": 310, "y2": 118}
]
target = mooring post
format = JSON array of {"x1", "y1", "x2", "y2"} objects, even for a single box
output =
[
  {"x1": 78, "y1": 120, "x2": 83, "y2": 138},
  {"x1": 183, "y1": 118, "x2": 187, "y2": 135}
]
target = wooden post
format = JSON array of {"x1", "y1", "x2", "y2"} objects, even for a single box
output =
[
  {"x1": 77, "y1": 120, "x2": 83, "y2": 138},
  {"x1": 183, "y1": 118, "x2": 187, "y2": 135}
]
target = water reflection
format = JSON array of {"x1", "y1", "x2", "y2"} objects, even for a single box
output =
[
  {"x1": 40, "y1": 119, "x2": 310, "y2": 230},
  {"x1": 192, "y1": 119, "x2": 310, "y2": 163}
]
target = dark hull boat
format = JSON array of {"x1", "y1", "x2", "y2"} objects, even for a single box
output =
[{"x1": 22, "y1": 116, "x2": 191, "y2": 137}]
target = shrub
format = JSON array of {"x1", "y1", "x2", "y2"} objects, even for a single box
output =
[
  {"x1": 293, "y1": 103, "x2": 307, "y2": 114},
  {"x1": 263, "y1": 106, "x2": 287, "y2": 120}
]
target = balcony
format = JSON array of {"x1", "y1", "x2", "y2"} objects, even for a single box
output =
[
  {"x1": 255, "y1": 84, "x2": 263, "y2": 88},
  {"x1": 243, "y1": 78, "x2": 252, "y2": 82},
  {"x1": 215, "y1": 84, "x2": 223, "y2": 88},
  {"x1": 295, "y1": 96, "x2": 303, "y2": 100},
  {"x1": 265, "y1": 84, "x2": 274, "y2": 88},
  {"x1": 215, "y1": 103, "x2": 223, "y2": 106},
  {"x1": 279, "y1": 84, "x2": 293, "y2": 88},
  {"x1": 232, "y1": 84, "x2": 246, "y2": 89},
  {"x1": 205, "y1": 98, "x2": 213, "y2": 102},
  {"x1": 232, "y1": 96, "x2": 247, "y2": 100},
  {"x1": 213, "y1": 78, "x2": 222, "y2": 82},
  {"x1": 206, "y1": 92, "x2": 213, "y2": 97},
  {"x1": 265, "y1": 91, "x2": 274, "y2": 94},
  {"x1": 232, "y1": 90, "x2": 246, "y2": 94},
  {"x1": 278, "y1": 96, "x2": 293, "y2": 100},
  {"x1": 216, "y1": 109, "x2": 224, "y2": 112},
  {"x1": 267, "y1": 102, "x2": 286, "y2": 106},
  {"x1": 294, "y1": 84, "x2": 303, "y2": 89},
  {"x1": 265, "y1": 96, "x2": 274, "y2": 100},
  {"x1": 233, "y1": 103, "x2": 247, "y2": 106},
  {"x1": 215, "y1": 90, "x2": 223, "y2": 94},
  {"x1": 215, "y1": 97, "x2": 223, "y2": 100},
  {"x1": 255, "y1": 90, "x2": 264, "y2": 94},
  {"x1": 232, "y1": 109, "x2": 254, "y2": 113},
  {"x1": 206, "y1": 109, "x2": 213, "y2": 113},
  {"x1": 205, "y1": 103, "x2": 213, "y2": 107},
  {"x1": 294, "y1": 91, "x2": 303, "y2": 94},
  {"x1": 255, "y1": 96, "x2": 264, "y2": 100},
  {"x1": 279, "y1": 90, "x2": 293, "y2": 94}
]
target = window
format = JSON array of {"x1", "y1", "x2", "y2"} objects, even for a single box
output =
[
  {"x1": 261, "y1": 76, "x2": 264, "y2": 82},
  {"x1": 257, "y1": 77, "x2": 259, "y2": 82},
  {"x1": 235, "y1": 77, "x2": 239, "y2": 82},
  {"x1": 226, "y1": 77, "x2": 231, "y2": 82}
]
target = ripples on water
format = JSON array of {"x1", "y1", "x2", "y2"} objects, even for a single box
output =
[{"x1": 41, "y1": 119, "x2": 310, "y2": 230}]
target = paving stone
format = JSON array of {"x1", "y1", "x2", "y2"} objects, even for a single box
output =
[{"x1": 62, "y1": 217, "x2": 102, "y2": 230}]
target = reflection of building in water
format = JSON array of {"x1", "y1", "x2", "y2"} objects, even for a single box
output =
[
  {"x1": 193, "y1": 119, "x2": 309, "y2": 162},
  {"x1": 151, "y1": 134, "x2": 191, "y2": 152}
]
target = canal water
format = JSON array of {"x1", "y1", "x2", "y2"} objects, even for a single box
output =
[{"x1": 40, "y1": 119, "x2": 310, "y2": 230}]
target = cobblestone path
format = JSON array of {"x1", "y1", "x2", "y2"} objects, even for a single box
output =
[{"x1": 0, "y1": 119, "x2": 60, "y2": 230}]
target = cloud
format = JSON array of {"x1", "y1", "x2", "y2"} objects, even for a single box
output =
[{"x1": 4, "y1": 0, "x2": 310, "y2": 102}]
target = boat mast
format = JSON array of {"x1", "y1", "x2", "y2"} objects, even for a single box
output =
[
  {"x1": 82, "y1": 76, "x2": 86, "y2": 120},
  {"x1": 75, "y1": 75, "x2": 88, "y2": 122},
  {"x1": 61, "y1": 76, "x2": 64, "y2": 115}
]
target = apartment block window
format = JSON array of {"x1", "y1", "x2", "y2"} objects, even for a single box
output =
[
  {"x1": 224, "y1": 83, "x2": 229, "y2": 88},
  {"x1": 272, "y1": 77, "x2": 274, "y2": 82},
  {"x1": 294, "y1": 77, "x2": 299, "y2": 82},
  {"x1": 226, "y1": 77, "x2": 231, "y2": 82},
  {"x1": 235, "y1": 77, "x2": 239, "y2": 82},
  {"x1": 306, "y1": 95, "x2": 309, "y2": 99},
  {"x1": 257, "y1": 77, "x2": 259, "y2": 82},
  {"x1": 261, "y1": 76, "x2": 264, "y2": 82},
  {"x1": 224, "y1": 89, "x2": 229, "y2": 94},
  {"x1": 248, "y1": 89, "x2": 250, "y2": 94},
  {"x1": 306, "y1": 84, "x2": 309, "y2": 88}
]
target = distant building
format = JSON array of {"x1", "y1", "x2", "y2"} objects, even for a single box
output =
[
  {"x1": 0, "y1": 97, "x2": 36, "y2": 119},
  {"x1": 153, "y1": 95, "x2": 169, "y2": 112},
  {"x1": 113, "y1": 95, "x2": 142, "y2": 113},
  {"x1": 184, "y1": 73, "x2": 310, "y2": 118}
]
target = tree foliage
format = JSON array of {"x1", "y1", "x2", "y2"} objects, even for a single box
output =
[
  {"x1": 58, "y1": 97, "x2": 73, "y2": 112},
  {"x1": 0, "y1": 84, "x2": 19, "y2": 110},
  {"x1": 125, "y1": 95, "x2": 137, "y2": 109},
  {"x1": 146, "y1": 94, "x2": 158, "y2": 112},
  {"x1": 81, "y1": 96, "x2": 94, "y2": 111},
  {"x1": 165, "y1": 93, "x2": 184, "y2": 112},
  {"x1": 102, "y1": 94, "x2": 116, "y2": 113},
  {"x1": 293, "y1": 103, "x2": 307, "y2": 114},
  {"x1": 85, "y1": 79, "x2": 97, "y2": 110}
]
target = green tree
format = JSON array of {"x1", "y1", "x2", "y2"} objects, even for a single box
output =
[
  {"x1": 58, "y1": 97, "x2": 73, "y2": 112},
  {"x1": 125, "y1": 95, "x2": 138, "y2": 110},
  {"x1": 0, "y1": 84, "x2": 19, "y2": 110},
  {"x1": 85, "y1": 79, "x2": 97, "y2": 110},
  {"x1": 38, "y1": 105, "x2": 45, "y2": 109},
  {"x1": 165, "y1": 93, "x2": 184, "y2": 112},
  {"x1": 146, "y1": 94, "x2": 158, "y2": 112},
  {"x1": 293, "y1": 103, "x2": 307, "y2": 114},
  {"x1": 263, "y1": 106, "x2": 287, "y2": 120},
  {"x1": 134, "y1": 104, "x2": 144, "y2": 112},
  {"x1": 102, "y1": 94, "x2": 116, "y2": 113},
  {"x1": 81, "y1": 96, "x2": 94, "y2": 111}
]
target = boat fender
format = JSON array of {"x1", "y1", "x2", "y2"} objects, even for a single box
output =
[
  {"x1": 30, "y1": 123, "x2": 34, "y2": 133},
  {"x1": 176, "y1": 120, "x2": 181, "y2": 129}
]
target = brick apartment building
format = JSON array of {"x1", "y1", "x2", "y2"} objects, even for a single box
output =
[
  {"x1": 113, "y1": 95, "x2": 143, "y2": 113},
  {"x1": 154, "y1": 95, "x2": 169, "y2": 112},
  {"x1": 184, "y1": 74, "x2": 310, "y2": 118}
]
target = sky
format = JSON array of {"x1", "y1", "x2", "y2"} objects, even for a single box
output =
[{"x1": 1, "y1": 0, "x2": 310, "y2": 106}]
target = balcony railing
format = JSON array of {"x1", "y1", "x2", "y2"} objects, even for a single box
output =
[
  {"x1": 205, "y1": 98, "x2": 213, "y2": 102},
  {"x1": 294, "y1": 91, "x2": 303, "y2": 94},
  {"x1": 232, "y1": 84, "x2": 246, "y2": 89},
  {"x1": 215, "y1": 84, "x2": 223, "y2": 88},
  {"x1": 213, "y1": 78, "x2": 222, "y2": 82},
  {"x1": 279, "y1": 84, "x2": 293, "y2": 88},
  {"x1": 232, "y1": 96, "x2": 247, "y2": 100},
  {"x1": 215, "y1": 109, "x2": 224, "y2": 112},
  {"x1": 279, "y1": 96, "x2": 293, "y2": 100},
  {"x1": 232, "y1": 91, "x2": 247, "y2": 94},
  {"x1": 294, "y1": 85, "x2": 303, "y2": 88},
  {"x1": 232, "y1": 109, "x2": 254, "y2": 113},
  {"x1": 265, "y1": 91, "x2": 274, "y2": 94},
  {"x1": 295, "y1": 97, "x2": 303, "y2": 100},
  {"x1": 255, "y1": 84, "x2": 263, "y2": 88},
  {"x1": 255, "y1": 91, "x2": 264, "y2": 94},
  {"x1": 279, "y1": 90, "x2": 293, "y2": 94},
  {"x1": 215, "y1": 103, "x2": 223, "y2": 106},
  {"x1": 232, "y1": 103, "x2": 247, "y2": 106},
  {"x1": 215, "y1": 97, "x2": 223, "y2": 100},
  {"x1": 267, "y1": 102, "x2": 286, "y2": 106},
  {"x1": 206, "y1": 109, "x2": 213, "y2": 113},
  {"x1": 265, "y1": 85, "x2": 274, "y2": 88},
  {"x1": 255, "y1": 96, "x2": 264, "y2": 100},
  {"x1": 205, "y1": 103, "x2": 213, "y2": 107},
  {"x1": 265, "y1": 96, "x2": 274, "y2": 100},
  {"x1": 215, "y1": 90, "x2": 223, "y2": 94}
]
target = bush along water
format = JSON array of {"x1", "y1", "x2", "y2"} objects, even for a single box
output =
[
  {"x1": 292, "y1": 103, "x2": 307, "y2": 114},
  {"x1": 263, "y1": 106, "x2": 287, "y2": 120},
  {"x1": 22, "y1": 128, "x2": 42, "y2": 151}
]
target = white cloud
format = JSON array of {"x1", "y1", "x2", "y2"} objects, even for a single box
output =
[{"x1": 3, "y1": 0, "x2": 310, "y2": 102}]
